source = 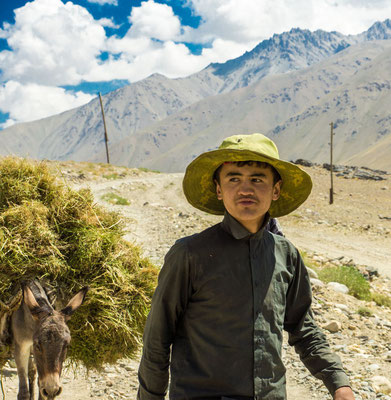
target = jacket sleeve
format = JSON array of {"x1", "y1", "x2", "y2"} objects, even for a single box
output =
[
  {"x1": 284, "y1": 249, "x2": 351, "y2": 396},
  {"x1": 138, "y1": 239, "x2": 191, "y2": 400}
]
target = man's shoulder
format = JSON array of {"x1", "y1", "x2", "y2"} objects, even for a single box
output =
[
  {"x1": 266, "y1": 230, "x2": 299, "y2": 255},
  {"x1": 176, "y1": 222, "x2": 222, "y2": 247}
]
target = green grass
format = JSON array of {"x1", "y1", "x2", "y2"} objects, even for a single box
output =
[
  {"x1": 103, "y1": 173, "x2": 123, "y2": 180},
  {"x1": 300, "y1": 250, "x2": 391, "y2": 308},
  {"x1": 101, "y1": 193, "x2": 130, "y2": 205},
  {"x1": 316, "y1": 265, "x2": 371, "y2": 301},
  {"x1": 371, "y1": 292, "x2": 391, "y2": 308},
  {"x1": 357, "y1": 306, "x2": 373, "y2": 317},
  {"x1": 138, "y1": 167, "x2": 160, "y2": 173}
]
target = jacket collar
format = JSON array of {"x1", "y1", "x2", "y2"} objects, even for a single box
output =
[{"x1": 221, "y1": 211, "x2": 270, "y2": 240}]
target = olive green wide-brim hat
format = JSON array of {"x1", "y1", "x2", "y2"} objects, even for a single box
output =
[{"x1": 183, "y1": 133, "x2": 312, "y2": 218}]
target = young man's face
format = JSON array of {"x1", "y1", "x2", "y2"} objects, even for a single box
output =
[{"x1": 215, "y1": 162, "x2": 281, "y2": 233}]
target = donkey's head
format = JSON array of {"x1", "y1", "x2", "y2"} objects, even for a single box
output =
[{"x1": 23, "y1": 284, "x2": 88, "y2": 400}]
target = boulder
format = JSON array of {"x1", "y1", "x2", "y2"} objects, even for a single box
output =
[
  {"x1": 323, "y1": 320, "x2": 342, "y2": 333},
  {"x1": 327, "y1": 282, "x2": 349, "y2": 294},
  {"x1": 294, "y1": 159, "x2": 314, "y2": 167},
  {"x1": 371, "y1": 376, "x2": 391, "y2": 394}
]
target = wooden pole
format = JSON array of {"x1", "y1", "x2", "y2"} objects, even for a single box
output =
[
  {"x1": 329, "y1": 122, "x2": 334, "y2": 205},
  {"x1": 98, "y1": 92, "x2": 110, "y2": 164}
]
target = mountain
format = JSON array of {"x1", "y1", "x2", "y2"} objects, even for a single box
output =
[
  {"x1": 101, "y1": 40, "x2": 391, "y2": 172},
  {"x1": 0, "y1": 73, "x2": 221, "y2": 161},
  {"x1": 1, "y1": 20, "x2": 391, "y2": 171}
]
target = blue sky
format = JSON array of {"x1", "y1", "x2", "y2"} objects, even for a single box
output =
[{"x1": 1, "y1": 0, "x2": 390, "y2": 128}]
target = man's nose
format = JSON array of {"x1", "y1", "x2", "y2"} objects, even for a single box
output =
[{"x1": 237, "y1": 180, "x2": 254, "y2": 195}]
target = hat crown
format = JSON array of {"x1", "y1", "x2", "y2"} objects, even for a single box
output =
[{"x1": 219, "y1": 133, "x2": 280, "y2": 159}]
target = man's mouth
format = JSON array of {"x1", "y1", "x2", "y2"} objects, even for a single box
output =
[{"x1": 237, "y1": 198, "x2": 257, "y2": 206}]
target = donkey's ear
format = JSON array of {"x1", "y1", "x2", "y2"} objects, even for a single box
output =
[
  {"x1": 61, "y1": 287, "x2": 89, "y2": 320},
  {"x1": 23, "y1": 285, "x2": 53, "y2": 321}
]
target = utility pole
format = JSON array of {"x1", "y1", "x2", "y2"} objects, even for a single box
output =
[
  {"x1": 329, "y1": 122, "x2": 334, "y2": 205},
  {"x1": 98, "y1": 92, "x2": 110, "y2": 164}
]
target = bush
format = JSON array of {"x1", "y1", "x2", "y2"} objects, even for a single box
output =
[
  {"x1": 0, "y1": 157, "x2": 158, "y2": 370},
  {"x1": 357, "y1": 307, "x2": 373, "y2": 317},
  {"x1": 371, "y1": 292, "x2": 391, "y2": 308},
  {"x1": 317, "y1": 265, "x2": 371, "y2": 301}
]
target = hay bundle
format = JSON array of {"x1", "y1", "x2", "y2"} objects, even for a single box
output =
[{"x1": 0, "y1": 157, "x2": 158, "y2": 369}]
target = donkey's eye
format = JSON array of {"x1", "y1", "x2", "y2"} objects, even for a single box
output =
[{"x1": 34, "y1": 342, "x2": 42, "y2": 352}]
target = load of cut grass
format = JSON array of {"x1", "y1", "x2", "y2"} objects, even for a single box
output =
[{"x1": 0, "y1": 157, "x2": 158, "y2": 370}]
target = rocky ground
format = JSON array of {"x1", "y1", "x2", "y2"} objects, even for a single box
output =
[{"x1": 1, "y1": 161, "x2": 391, "y2": 400}]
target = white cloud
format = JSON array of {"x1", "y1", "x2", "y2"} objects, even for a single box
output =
[
  {"x1": 98, "y1": 17, "x2": 120, "y2": 29},
  {"x1": 87, "y1": 1, "x2": 205, "y2": 82},
  {"x1": 187, "y1": 0, "x2": 391, "y2": 43},
  {"x1": 86, "y1": 41, "x2": 208, "y2": 82},
  {"x1": 201, "y1": 38, "x2": 258, "y2": 64},
  {"x1": 0, "y1": 0, "x2": 106, "y2": 86},
  {"x1": 86, "y1": 0, "x2": 118, "y2": 5},
  {"x1": 128, "y1": 0, "x2": 182, "y2": 41},
  {"x1": 0, "y1": 81, "x2": 94, "y2": 127},
  {"x1": 307, "y1": 0, "x2": 391, "y2": 35},
  {"x1": 105, "y1": 36, "x2": 155, "y2": 57}
]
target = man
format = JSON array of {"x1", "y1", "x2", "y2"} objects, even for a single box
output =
[{"x1": 138, "y1": 133, "x2": 354, "y2": 400}]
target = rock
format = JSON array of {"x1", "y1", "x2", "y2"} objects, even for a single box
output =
[
  {"x1": 327, "y1": 282, "x2": 349, "y2": 294},
  {"x1": 310, "y1": 278, "x2": 324, "y2": 288},
  {"x1": 335, "y1": 303, "x2": 350, "y2": 313},
  {"x1": 371, "y1": 376, "x2": 391, "y2": 394},
  {"x1": 354, "y1": 169, "x2": 386, "y2": 181},
  {"x1": 364, "y1": 265, "x2": 379, "y2": 278},
  {"x1": 323, "y1": 163, "x2": 346, "y2": 172},
  {"x1": 294, "y1": 159, "x2": 314, "y2": 167},
  {"x1": 313, "y1": 255, "x2": 327, "y2": 263},
  {"x1": 306, "y1": 266, "x2": 319, "y2": 279},
  {"x1": 323, "y1": 320, "x2": 342, "y2": 333},
  {"x1": 367, "y1": 363, "x2": 380, "y2": 371}
]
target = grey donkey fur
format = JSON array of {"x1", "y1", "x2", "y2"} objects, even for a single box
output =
[{"x1": 11, "y1": 280, "x2": 88, "y2": 400}]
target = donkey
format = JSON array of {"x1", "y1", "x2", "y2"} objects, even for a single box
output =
[{"x1": 11, "y1": 280, "x2": 88, "y2": 400}]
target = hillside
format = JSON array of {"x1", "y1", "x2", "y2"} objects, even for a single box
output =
[
  {"x1": 2, "y1": 159, "x2": 390, "y2": 399},
  {"x1": 106, "y1": 40, "x2": 391, "y2": 172}
]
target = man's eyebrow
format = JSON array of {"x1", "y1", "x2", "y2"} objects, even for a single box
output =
[
  {"x1": 226, "y1": 171, "x2": 242, "y2": 176},
  {"x1": 225, "y1": 171, "x2": 268, "y2": 177}
]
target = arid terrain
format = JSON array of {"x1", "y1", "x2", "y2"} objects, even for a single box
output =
[{"x1": 1, "y1": 161, "x2": 391, "y2": 400}]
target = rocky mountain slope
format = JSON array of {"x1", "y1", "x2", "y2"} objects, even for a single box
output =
[
  {"x1": 1, "y1": 160, "x2": 390, "y2": 399},
  {"x1": 1, "y1": 20, "x2": 391, "y2": 172},
  {"x1": 105, "y1": 40, "x2": 391, "y2": 172}
]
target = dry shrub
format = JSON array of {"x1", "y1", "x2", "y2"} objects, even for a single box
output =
[{"x1": 0, "y1": 157, "x2": 158, "y2": 370}]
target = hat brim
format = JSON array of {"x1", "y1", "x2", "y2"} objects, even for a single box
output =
[{"x1": 183, "y1": 149, "x2": 312, "y2": 218}]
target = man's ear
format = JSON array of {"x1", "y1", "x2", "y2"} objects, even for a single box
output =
[
  {"x1": 272, "y1": 180, "x2": 282, "y2": 201},
  {"x1": 215, "y1": 180, "x2": 223, "y2": 200}
]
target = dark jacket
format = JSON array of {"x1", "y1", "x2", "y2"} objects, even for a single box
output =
[{"x1": 138, "y1": 213, "x2": 350, "y2": 399}]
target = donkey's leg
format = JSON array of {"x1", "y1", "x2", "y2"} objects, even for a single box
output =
[
  {"x1": 28, "y1": 355, "x2": 37, "y2": 400},
  {"x1": 14, "y1": 341, "x2": 32, "y2": 400}
]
